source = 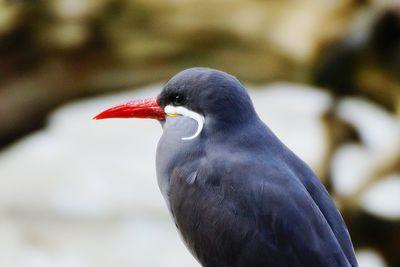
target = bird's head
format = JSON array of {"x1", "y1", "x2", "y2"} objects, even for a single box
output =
[{"x1": 94, "y1": 68, "x2": 256, "y2": 139}]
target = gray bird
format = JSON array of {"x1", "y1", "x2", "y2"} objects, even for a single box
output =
[{"x1": 94, "y1": 68, "x2": 358, "y2": 267}]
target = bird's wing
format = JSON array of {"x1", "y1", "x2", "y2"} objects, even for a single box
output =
[
  {"x1": 283, "y1": 153, "x2": 358, "y2": 267},
  {"x1": 212, "y1": 151, "x2": 357, "y2": 267},
  {"x1": 249, "y1": 171, "x2": 353, "y2": 267}
]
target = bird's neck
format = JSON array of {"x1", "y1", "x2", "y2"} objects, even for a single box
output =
[{"x1": 206, "y1": 109, "x2": 260, "y2": 132}]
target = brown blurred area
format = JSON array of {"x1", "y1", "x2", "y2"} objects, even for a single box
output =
[
  {"x1": 2, "y1": 0, "x2": 393, "y2": 147},
  {"x1": 0, "y1": 0, "x2": 400, "y2": 266}
]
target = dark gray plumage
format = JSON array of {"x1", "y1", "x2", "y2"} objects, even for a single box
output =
[{"x1": 155, "y1": 68, "x2": 358, "y2": 267}]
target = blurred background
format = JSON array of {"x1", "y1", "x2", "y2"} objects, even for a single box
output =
[{"x1": 0, "y1": 0, "x2": 399, "y2": 266}]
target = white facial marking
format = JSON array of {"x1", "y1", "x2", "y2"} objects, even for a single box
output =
[{"x1": 165, "y1": 105, "x2": 205, "y2": 140}]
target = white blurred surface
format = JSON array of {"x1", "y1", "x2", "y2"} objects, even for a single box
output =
[
  {"x1": 356, "y1": 248, "x2": 387, "y2": 267},
  {"x1": 0, "y1": 85, "x2": 200, "y2": 267},
  {"x1": 361, "y1": 174, "x2": 400, "y2": 220},
  {"x1": 331, "y1": 98, "x2": 400, "y2": 199}
]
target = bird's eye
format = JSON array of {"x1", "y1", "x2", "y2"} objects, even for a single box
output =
[{"x1": 172, "y1": 95, "x2": 185, "y2": 106}]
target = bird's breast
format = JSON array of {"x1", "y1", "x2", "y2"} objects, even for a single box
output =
[{"x1": 156, "y1": 116, "x2": 203, "y2": 201}]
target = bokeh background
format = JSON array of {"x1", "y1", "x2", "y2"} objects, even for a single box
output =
[{"x1": 1, "y1": 0, "x2": 400, "y2": 266}]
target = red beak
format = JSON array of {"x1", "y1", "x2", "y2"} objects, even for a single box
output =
[{"x1": 93, "y1": 97, "x2": 166, "y2": 120}]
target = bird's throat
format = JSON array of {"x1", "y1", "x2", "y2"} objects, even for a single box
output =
[{"x1": 164, "y1": 105, "x2": 205, "y2": 140}]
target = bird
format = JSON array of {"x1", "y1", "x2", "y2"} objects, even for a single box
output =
[{"x1": 94, "y1": 67, "x2": 358, "y2": 267}]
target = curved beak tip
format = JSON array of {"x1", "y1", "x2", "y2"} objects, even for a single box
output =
[
  {"x1": 92, "y1": 108, "x2": 116, "y2": 120},
  {"x1": 92, "y1": 114, "x2": 104, "y2": 120}
]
